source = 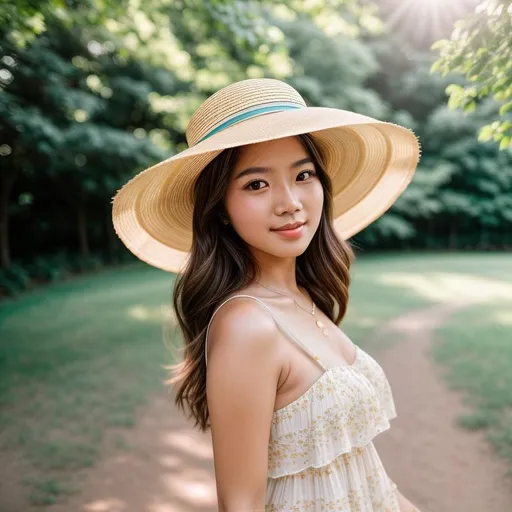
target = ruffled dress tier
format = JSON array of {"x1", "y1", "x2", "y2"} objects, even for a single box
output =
[{"x1": 266, "y1": 345, "x2": 400, "y2": 511}]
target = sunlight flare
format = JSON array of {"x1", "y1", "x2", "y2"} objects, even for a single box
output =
[{"x1": 386, "y1": 0, "x2": 476, "y2": 41}]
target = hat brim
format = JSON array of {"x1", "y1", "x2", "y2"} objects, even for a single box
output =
[{"x1": 112, "y1": 107, "x2": 420, "y2": 273}]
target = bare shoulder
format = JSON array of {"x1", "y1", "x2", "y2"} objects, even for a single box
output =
[{"x1": 207, "y1": 294, "x2": 281, "y2": 369}]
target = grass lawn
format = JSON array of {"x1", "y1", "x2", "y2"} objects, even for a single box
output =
[
  {"x1": 344, "y1": 251, "x2": 511, "y2": 344},
  {"x1": 0, "y1": 264, "x2": 178, "y2": 505},
  {"x1": 0, "y1": 252, "x2": 511, "y2": 505},
  {"x1": 432, "y1": 292, "x2": 512, "y2": 476}
]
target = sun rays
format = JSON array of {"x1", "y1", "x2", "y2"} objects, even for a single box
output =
[{"x1": 382, "y1": 0, "x2": 479, "y2": 45}]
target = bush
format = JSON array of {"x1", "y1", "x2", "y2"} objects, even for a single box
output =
[
  {"x1": 27, "y1": 254, "x2": 70, "y2": 282},
  {"x1": 0, "y1": 264, "x2": 32, "y2": 296},
  {"x1": 0, "y1": 252, "x2": 109, "y2": 298},
  {"x1": 67, "y1": 254, "x2": 104, "y2": 273}
]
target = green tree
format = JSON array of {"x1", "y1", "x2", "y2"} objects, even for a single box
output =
[
  {"x1": 278, "y1": 14, "x2": 387, "y2": 117},
  {"x1": 431, "y1": 0, "x2": 512, "y2": 149},
  {"x1": 360, "y1": 34, "x2": 512, "y2": 251},
  {"x1": 0, "y1": 7, "x2": 170, "y2": 267}
]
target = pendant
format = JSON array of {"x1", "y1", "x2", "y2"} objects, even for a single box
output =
[{"x1": 315, "y1": 319, "x2": 328, "y2": 336}]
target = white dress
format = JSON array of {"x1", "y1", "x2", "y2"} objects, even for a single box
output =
[{"x1": 205, "y1": 295, "x2": 400, "y2": 512}]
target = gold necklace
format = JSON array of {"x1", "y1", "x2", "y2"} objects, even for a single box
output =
[{"x1": 256, "y1": 282, "x2": 329, "y2": 337}]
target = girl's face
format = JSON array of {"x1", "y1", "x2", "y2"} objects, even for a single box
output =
[{"x1": 224, "y1": 136, "x2": 324, "y2": 260}]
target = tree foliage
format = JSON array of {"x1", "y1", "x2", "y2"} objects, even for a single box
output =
[
  {"x1": 431, "y1": 0, "x2": 512, "y2": 149},
  {"x1": 1, "y1": 0, "x2": 511, "y2": 295}
]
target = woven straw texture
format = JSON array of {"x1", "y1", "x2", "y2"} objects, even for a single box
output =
[{"x1": 112, "y1": 78, "x2": 421, "y2": 273}]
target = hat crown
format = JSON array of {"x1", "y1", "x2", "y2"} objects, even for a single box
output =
[{"x1": 185, "y1": 78, "x2": 307, "y2": 147}]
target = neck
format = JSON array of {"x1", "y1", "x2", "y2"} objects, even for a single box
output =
[{"x1": 252, "y1": 252, "x2": 300, "y2": 294}]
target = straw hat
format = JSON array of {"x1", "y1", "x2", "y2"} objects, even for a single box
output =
[{"x1": 112, "y1": 78, "x2": 421, "y2": 273}]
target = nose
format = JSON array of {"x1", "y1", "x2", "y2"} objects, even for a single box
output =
[{"x1": 274, "y1": 183, "x2": 303, "y2": 216}]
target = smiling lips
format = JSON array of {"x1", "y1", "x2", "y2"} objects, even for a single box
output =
[
  {"x1": 270, "y1": 221, "x2": 306, "y2": 239},
  {"x1": 272, "y1": 221, "x2": 305, "y2": 231}
]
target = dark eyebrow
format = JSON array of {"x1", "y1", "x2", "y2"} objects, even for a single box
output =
[{"x1": 233, "y1": 157, "x2": 314, "y2": 181}]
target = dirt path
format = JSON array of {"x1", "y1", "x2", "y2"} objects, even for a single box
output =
[
  {"x1": 48, "y1": 393, "x2": 219, "y2": 512},
  {"x1": 7, "y1": 300, "x2": 512, "y2": 512},
  {"x1": 373, "y1": 301, "x2": 512, "y2": 512}
]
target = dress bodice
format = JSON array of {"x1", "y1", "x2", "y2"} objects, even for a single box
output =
[{"x1": 268, "y1": 345, "x2": 397, "y2": 478}]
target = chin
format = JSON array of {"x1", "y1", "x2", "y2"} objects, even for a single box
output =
[{"x1": 261, "y1": 241, "x2": 311, "y2": 259}]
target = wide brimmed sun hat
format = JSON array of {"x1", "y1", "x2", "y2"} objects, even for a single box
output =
[{"x1": 112, "y1": 78, "x2": 421, "y2": 273}]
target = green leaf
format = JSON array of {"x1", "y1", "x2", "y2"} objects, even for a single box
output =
[
  {"x1": 430, "y1": 60, "x2": 442, "y2": 73},
  {"x1": 499, "y1": 136, "x2": 511, "y2": 150},
  {"x1": 446, "y1": 83, "x2": 464, "y2": 95},
  {"x1": 499, "y1": 101, "x2": 512, "y2": 116},
  {"x1": 478, "y1": 124, "x2": 495, "y2": 141},
  {"x1": 464, "y1": 100, "x2": 477, "y2": 114},
  {"x1": 431, "y1": 39, "x2": 449, "y2": 51},
  {"x1": 448, "y1": 94, "x2": 463, "y2": 110}
]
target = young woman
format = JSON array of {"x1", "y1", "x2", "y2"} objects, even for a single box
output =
[{"x1": 112, "y1": 78, "x2": 422, "y2": 511}]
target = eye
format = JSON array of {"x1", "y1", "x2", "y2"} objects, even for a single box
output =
[
  {"x1": 297, "y1": 170, "x2": 316, "y2": 181},
  {"x1": 244, "y1": 180, "x2": 268, "y2": 191}
]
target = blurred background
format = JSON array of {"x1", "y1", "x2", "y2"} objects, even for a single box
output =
[{"x1": 0, "y1": 0, "x2": 511, "y2": 511}]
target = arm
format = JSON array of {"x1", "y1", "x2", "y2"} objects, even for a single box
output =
[{"x1": 206, "y1": 299, "x2": 282, "y2": 512}]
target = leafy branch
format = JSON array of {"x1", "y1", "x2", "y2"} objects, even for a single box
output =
[{"x1": 431, "y1": 0, "x2": 512, "y2": 149}]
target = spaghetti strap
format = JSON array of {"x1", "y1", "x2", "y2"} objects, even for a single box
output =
[{"x1": 204, "y1": 294, "x2": 328, "y2": 371}]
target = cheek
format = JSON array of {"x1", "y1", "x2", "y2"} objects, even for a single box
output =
[
  {"x1": 313, "y1": 181, "x2": 324, "y2": 204},
  {"x1": 225, "y1": 190, "x2": 267, "y2": 233},
  {"x1": 307, "y1": 181, "x2": 324, "y2": 221}
]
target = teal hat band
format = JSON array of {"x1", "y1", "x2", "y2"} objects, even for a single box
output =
[{"x1": 197, "y1": 102, "x2": 303, "y2": 144}]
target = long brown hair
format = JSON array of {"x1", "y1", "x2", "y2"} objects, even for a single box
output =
[{"x1": 165, "y1": 133, "x2": 354, "y2": 432}]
